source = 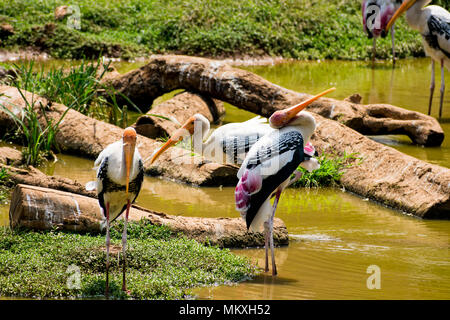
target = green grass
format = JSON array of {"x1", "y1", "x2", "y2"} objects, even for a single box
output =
[
  {"x1": 0, "y1": 220, "x2": 258, "y2": 299},
  {"x1": 1, "y1": 0, "x2": 445, "y2": 60},
  {"x1": 292, "y1": 152, "x2": 362, "y2": 188}
]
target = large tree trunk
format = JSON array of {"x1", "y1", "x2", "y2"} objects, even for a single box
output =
[
  {"x1": 9, "y1": 184, "x2": 289, "y2": 248},
  {"x1": 106, "y1": 55, "x2": 444, "y2": 146},
  {"x1": 0, "y1": 85, "x2": 238, "y2": 186}
]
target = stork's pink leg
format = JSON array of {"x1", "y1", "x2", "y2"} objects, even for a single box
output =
[
  {"x1": 429, "y1": 59, "x2": 435, "y2": 115},
  {"x1": 122, "y1": 199, "x2": 131, "y2": 292},
  {"x1": 264, "y1": 221, "x2": 270, "y2": 272},
  {"x1": 439, "y1": 59, "x2": 445, "y2": 120},
  {"x1": 105, "y1": 202, "x2": 110, "y2": 299},
  {"x1": 372, "y1": 38, "x2": 376, "y2": 65},
  {"x1": 269, "y1": 188, "x2": 283, "y2": 276},
  {"x1": 391, "y1": 25, "x2": 396, "y2": 65}
]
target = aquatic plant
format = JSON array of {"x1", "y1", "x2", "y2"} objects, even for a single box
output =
[
  {"x1": 0, "y1": 88, "x2": 71, "y2": 166},
  {"x1": 11, "y1": 60, "x2": 139, "y2": 127},
  {"x1": 292, "y1": 151, "x2": 362, "y2": 188},
  {"x1": 0, "y1": 222, "x2": 258, "y2": 299}
]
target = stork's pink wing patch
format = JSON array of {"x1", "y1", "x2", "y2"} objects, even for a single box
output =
[{"x1": 235, "y1": 169, "x2": 262, "y2": 212}]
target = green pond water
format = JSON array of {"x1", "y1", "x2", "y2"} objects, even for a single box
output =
[{"x1": 0, "y1": 58, "x2": 449, "y2": 300}]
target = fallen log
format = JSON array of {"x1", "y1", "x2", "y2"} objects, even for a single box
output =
[
  {"x1": 9, "y1": 184, "x2": 289, "y2": 248},
  {"x1": 133, "y1": 91, "x2": 225, "y2": 139},
  {"x1": 0, "y1": 85, "x2": 238, "y2": 186},
  {"x1": 0, "y1": 146, "x2": 23, "y2": 166},
  {"x1": 106, "y1": 55, "x2": 444, "y2": 146},
  {"x1": 0, "y1": 163, "x2": 95, "y2": 197},
  {"x1": 310, "y1": 119, "x2": 450, "y2": 219}
]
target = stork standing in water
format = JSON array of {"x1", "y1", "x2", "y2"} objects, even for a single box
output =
[
  {"x1": 235, "y1": 88, "x2": 335, "y2": 276},
  {"x1": 362, "y1": 0, "x2": 404, "y2": 63},
  {"x1": 149, "y1": 114, "x2": 318, "y2": 166},
  {"x1": 385, "y1": 0, "x2": 449, "y2": 117},
  {"x1": 86, "y1": 127, "x2": 144, "y2": 297}
]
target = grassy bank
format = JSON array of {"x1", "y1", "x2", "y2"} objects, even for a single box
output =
[
  {"x1": 0, "y1": 220, "x2": 258, "y2": 299},
  {"x1": 1, "y1": 0, "x2": 445, "y2": 60}
]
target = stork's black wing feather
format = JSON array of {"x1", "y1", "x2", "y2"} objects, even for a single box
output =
[
  {"x1": 426, "y1": 14, "x2": 450, "y2": 58},
  {"x1": 97, "y1": 157, "x2": 144, "y2": 222},
  {"x1": 221, "y1": 133, "x2": 262, "y2": 164}
]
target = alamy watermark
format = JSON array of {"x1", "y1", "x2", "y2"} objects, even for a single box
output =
[
  {"x1": 366, "y1": 5, "x2": 381, "y2": 31},
  {"x1": 66, "y1": 5, "x2": 81, "y2": 30},
  {"x1": 366, "y1": 265, "x2": 381, "y2": 290},
  {"x1": 66, "y1": 264, "x2": 81, "y2": 289}
]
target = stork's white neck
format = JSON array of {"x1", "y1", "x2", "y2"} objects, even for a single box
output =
[{"x1": 405, "y1": 0, "x2": 431, "y2": 31}]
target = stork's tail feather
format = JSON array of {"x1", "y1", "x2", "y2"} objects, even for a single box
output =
[
  {"x1": 304, "y1": 142, "x2": 315, "y2": 157},
  {"x1": 85, "y1": 181, "x2": 97, "y2": 191}
]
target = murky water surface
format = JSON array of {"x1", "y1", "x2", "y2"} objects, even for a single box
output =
[{"x1": 1, "y1": 58, "x2": 449, "y2": 299}]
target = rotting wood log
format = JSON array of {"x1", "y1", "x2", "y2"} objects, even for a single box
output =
[
  {"x1": 0, "y1": 85, "x2": 238, "y2": 186},
  {"x1": 133, "y1": 91, "x2": 225, "y2": 139},
  {"x1": 10, "y1": 184, "x2": 289, "y2": 248},
  {"x1": 106, "y1": 55, "x2": 443, "y2": 146}
]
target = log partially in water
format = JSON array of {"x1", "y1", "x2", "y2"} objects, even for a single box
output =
[
  {"x1": 106, "y1": 55, "x2": 444, "y2": 146},
  {"x1": 10, "y1": 184, "x2": 289, "y2": 248},
  {"x1": 0, "y1": 163, "x2": 95, "y2": 197},
  {"x1": 133, "y1": 91, "x2": 225, "y2": 139},
  {"x1": 0, "y1": 85, "x2": 238, "y2": 186}
]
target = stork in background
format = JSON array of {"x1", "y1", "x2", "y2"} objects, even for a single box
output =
[
  {"x1": 86, "y1": 127, "x2": 144, "y2": 297},
  {"x1": 235, "y1": 88, "x2": 335, "y2": 276},
  {"x1": 362, "y1": 0, "x2": 404, "y2": 64},
  {"x1": 386, "y1": 0, "x2": 449, "y2": 117}
]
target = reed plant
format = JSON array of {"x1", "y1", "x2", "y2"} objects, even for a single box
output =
[
  {"x1": 11, "y1": 59, "x2": 139, "y2": 127},
  {"x1": 0, "y1": 87, "x2": 72, "y2": 166}
]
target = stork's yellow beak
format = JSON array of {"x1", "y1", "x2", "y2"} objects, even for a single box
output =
[
  {"x1": 149, "y1": 116, "x2": 196, "y2": 164},
  {"x1": 123, "y1": 127, "x2": 137, "y2": 196},
  {"x1": 385, "y1": 0, "x2": 417, "y2": 32}
]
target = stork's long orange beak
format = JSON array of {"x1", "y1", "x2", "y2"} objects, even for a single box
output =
[
  {"x1": 149, "y1": 116, "x2": 196, "y2": 164},
  {"x1": 123, "y1": 127, "x2": 137, "y2": 196},
  {"x1": 270, "y1": 87, "x2": 336, "y2": 128},
  {"x1": 285, "y1": 87, "x2": 336, "y2": 118},
  {"x1": 385, "y1": 0, "x2": 417, "y2": 32}
]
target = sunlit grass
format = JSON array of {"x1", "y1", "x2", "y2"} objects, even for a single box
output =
[
  {"x1": 0, "y1": 220, "x2": 258, "y2": 299},
  {"x1": 0, "y1": 0, "x2": 438, "y2": 60}
]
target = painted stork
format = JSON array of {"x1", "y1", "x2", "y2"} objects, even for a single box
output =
[
  {"x1": 149, "y1": 114, "x2": 319, "y2": 166},
  {"x1": 235, "y1": 88, "x2": 335, "y2": 276},
  {"x1": 362, "y1": 0, "x2": 404, "y2": 63},
  {"x1": 86, "y1": 127, "x2": 144, "y2": 297},
  {"x1": 385, "y1": 0, "x2": 449, "y2": 117}
]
